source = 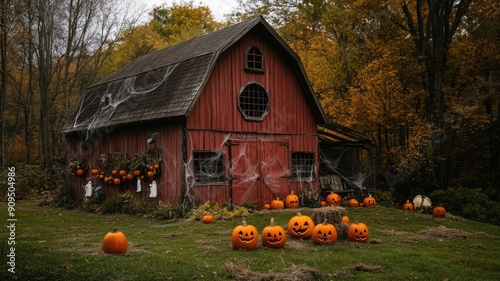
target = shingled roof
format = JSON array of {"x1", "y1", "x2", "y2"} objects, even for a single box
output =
[{"x1": 62, "y1": 16, "x2": 327, "y2": 134}]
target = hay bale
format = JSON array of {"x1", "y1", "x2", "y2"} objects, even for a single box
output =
[
  {"x1": 312, "y1": 206, "x2": 346, "y2": 224},
  {"x1": 335, "y1": 222, "x2": 349, "y2": 240}
]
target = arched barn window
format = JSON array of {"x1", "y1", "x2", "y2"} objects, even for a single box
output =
[
  {"x1": 245, "y1": 46, "x2": 264, "y2": 73},
  {"x1": 238, "y1": 82, "x2": 270, "y2": 121}
]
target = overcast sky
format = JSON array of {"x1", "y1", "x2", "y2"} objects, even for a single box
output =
[{"x1": 140, "y1": 0, "x2": 240, "y2": 20}]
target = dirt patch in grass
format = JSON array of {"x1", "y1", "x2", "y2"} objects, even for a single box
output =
[
  {"x1": 419, "y1": 225, "x2": 493, "y2": 239},
  {"x1": 223, "y1": 261, "x2": 323, "y2": 281},
  {"x1": 58, "y1": 242, "x2": 154, "y2": 256}
]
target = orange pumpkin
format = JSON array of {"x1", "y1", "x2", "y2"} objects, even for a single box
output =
[
  {"x1": 147, "y1": 171, "x2": 155, "y2": 178},
  {"x1": 261, "y1": 218, "x2": 287, "y2": 248},
  {"x1": 312, "y1": 219, "x2": 338, "y2": 245},
  {"x1": 285, "y1": 191, "x2": 299, "y2": 208},
  {"x1": 76, "y1": 168, "x2": 84, "y2": 176},
  {"x1": 326, "y1": 192, "x2": 341, "y2": 206},
  {"x1": 403, "y1": 200, "x2": 414, "y2": 211},
  {"x1": 341, "y1": 216, "x2": 350, "y2": 224},
  {"x1": 287, "y1": 213, "x2": 314, "y2": 239},
  {"x1": 102, "y1": 227, "x2": 128, "y2": 254},
  {"x1": 126, "y1": 173, "x2": 134, "y2": 181},
  {"x1": 133, "y1": 170, "x2": 141, "y2": 176},
  {"x1": 91, "y1": 168, "x2": 100, "y2": 175},
  {"x1": 202, "y1": 215, "x2": 214, "y2": 224},
  {"x1": 118, "y1": 170, "x2": 127, "y2": 177},
  {"x1": 320, "y1": 200, "x2": 327, "y2": 207},
  {"x1": 348, "y1": 198, "x2": 359, "y2": 207},
  {"x1": 263, "y1": 203, "x2": 271, "y2": 210},
  {"x1": 432, "y1": 206, "x2": 447, "y2": 218},
  {"x1": 111, "y1": 170, "x2": 117, "y2": 175},
  {"x1": 113, "y1": 178, "x2": 121, "y2": 185},
  {"x1": 363, "y1": 194, "x2": 376, "y2": 208},
  {"x1": 231, "y1": 221, "x2": 258, "y2": 250},
  {"x1": 347, "y1": 221, "x2": 369, "y2": 243},
  {"x1": 270, "y1": 198, "x2": 284, "y2": 210}
]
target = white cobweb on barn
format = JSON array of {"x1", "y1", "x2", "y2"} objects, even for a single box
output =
[{"x1": 68, "y1": 63, "x2": 179, "y2": 140}]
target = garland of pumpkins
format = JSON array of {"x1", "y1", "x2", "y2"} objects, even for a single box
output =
[{"x1": 100, "y1": 192, "x2": 447, "y2": 254}]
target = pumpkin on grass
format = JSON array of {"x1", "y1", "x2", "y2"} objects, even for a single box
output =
[
  {"x1": 202, "y1": 215, "x2": 214, "y2": 224},
  {"x1": 325, "y1": 192, "x2": 341, "y2": 206},
  {"x1": 341, "y1": 216, "x2": 350, "y2": 224},
  {"x1": 347, "y1": 221, "x2": 369, "y2": 243},
  {"x1": 363, "y1": 194, "x2": 376, "y2": 208},
  {"x1": 270, "y1": 197, "x2": 284, "y2": 210},
  {"x1": 231, "y1": 221, "x2": 258, "y2": 250},
  {"x1": 403, "y1": 200, "x2": 414, "y2": 211},
  {"x1": 432, "y1": 206, "x2": 447, "y2": 218},
  {"x1": 102, "y1": 227, "x2": 128, "y2": 254},
  {"x1": 312, "y1": 219, "x2": 338, "y2": 245},
  {"x1": 287, "y1": 213, "x2": 314, "y2": 239},
  {"x1": 347, "y1": 198, "x2": 359, "y2": 207},
  {"x1": 263, "y1": 203, "x2": 271, "y2": 210},
  {"x1": 261, "y1": 218, "x2": 287, "y2": 248}
]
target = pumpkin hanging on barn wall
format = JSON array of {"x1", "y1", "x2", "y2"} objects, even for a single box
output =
[
  {"x1": 270, "y1": 198, "x2": 284, "y2": 210},
  {"x1": 311, "y1": 219, "x2": 338, "y2": 245},
  {"x1": 347, "y1": 221, "x2": 370, "y2": 243},
  {"x1": 261, "y1": 218, "x2": 287, "y2": 249},
  {"x1": 102, "y1": 227, "x2": 128, "y2": 254},
  {"x1": 231, "y1": 221, "x2": 259, "y2": 250},
  {"x1": 325, "y1": 192, "x2": 341, "y2": 206},
  {"x1": 287, "y1": 213, "x2": 315, "y2": 239},
  {"x1": 285, "y1": 191, "x2": 299, "y2": 208},
  {"x1": 363, "y1": 194, "x2": 376, "y2": 208},
  {"x1": 403, "y1": 200, "x2": 414, "y2": 211},
  {"x1": 432, "y1": 206, "x2": 447, "y2": 218}
]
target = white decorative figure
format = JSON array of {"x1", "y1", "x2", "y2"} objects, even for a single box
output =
[
  {"x1": 422, "y1": 196, "x2": 432, "y2": 208},
  {"x1": 149, "y1": 181, "x2": 157, "y2": 198},
  {"x1": 413, "y1": 195, "x2": 423, "y2": 208},
  {"x1": 84, "y1": 181, "x2": 92, "y2": 197},
  {"x1": 136, "y1": 178, "x2": 142, "y2": 192}
]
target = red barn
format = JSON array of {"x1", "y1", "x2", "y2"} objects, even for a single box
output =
[{"x1": 63, "y1": 16, "x2": 373, "y2": 207}]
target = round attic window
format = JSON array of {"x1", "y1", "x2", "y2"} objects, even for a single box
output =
[{"x1": 238, "y1": 82, "x2": 270, "y2": 121}]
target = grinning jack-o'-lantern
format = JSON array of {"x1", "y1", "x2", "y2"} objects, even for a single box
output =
[
  {"x1": 231, "y1": 220, "x2": 258, "y2": 250},
  {"x1": 363, "y1": 194, "x2": 377, "y2": 208},
  {"x1": 288, "y1": 212, "x2": 314, "y2": 239},
  {"x1": 285, "y1": 191, "x2": 299, "y2": 208},
  {"x1": 432, "y1": 206, "x2": 447, "y2": 218},
  {"x1": 403, "y1": 200, "x2": 414, "y2": 211},
  {"x1": 348, "y1": 198, "x2": 359, "y2": 207},
  {"x1": 270, "y1": 198, "x2": 284, "y2": 210},
  {"x1": 326, "y1": 192, "x2": 341, "y2": 206},
  {"x1": 261, "y1": 218, "x2": 287, "y2": 248},
  {"x1": 312, "y1": 219, "x2": 338, "y2": 245},
  {"x1": 347, "y1": 221, "x2": 370, "y2": 243}
]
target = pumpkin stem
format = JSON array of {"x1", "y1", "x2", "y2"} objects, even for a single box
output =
[
  {"x1": 112, "y1": 227, "x2": 118, "y2": 233},
  {"x1": 242, "y1": 220, "x2": 247, "y2": 226},
  {"x1": 270, "y1": 218, "x2": 275, "y2": 226},
  {"x1": 323, "y1": 219, "x2": 328, "y2": 225},
  {"x1": 296, "y1": 212, "x2": 301, "y2": 217}
]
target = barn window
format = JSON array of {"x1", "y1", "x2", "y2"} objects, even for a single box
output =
[
  {"x1": 245, "y1": 46, "x2": 264, "y2": 73},
  {"x1": 193, "y1": 151, "x2": 225, "y2": 183},
  {"x1": 291, "y1": 152, "x2": 315, "y2": 180},
  {"x1": 238, "y1": 82, "x2": 270, "y2": 121}
]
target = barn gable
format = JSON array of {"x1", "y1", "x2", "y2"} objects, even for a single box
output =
[{"x1": 62, "y1": 16, "x2": 326, "y2": 135}]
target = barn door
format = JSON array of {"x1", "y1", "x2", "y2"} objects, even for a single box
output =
[{"x1": 229, "y1": 138, "x2": 289, "y2": 207}]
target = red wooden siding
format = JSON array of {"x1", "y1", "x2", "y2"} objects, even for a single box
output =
[
  {"x1": 186, "y1": 31, "x2": 319, "y2": 206},
  {"x1": 66, "y1": 120, "x2": 184, "y2": 203}
]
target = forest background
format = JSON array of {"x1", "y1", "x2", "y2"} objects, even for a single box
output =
[{"x1": 0, "y1": 0, "x2": 498, "y2": 223}]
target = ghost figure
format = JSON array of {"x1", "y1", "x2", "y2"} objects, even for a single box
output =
[
  {"x1": 136, "y1": 178, "x2": 142, "y2": 192},
  {"x1": 413, "y1": 195, "x2": 423, "y2": 208},
  {"x1": 422, "y1": 196, "x2": 432, "y2": 208},
  {"x1": 84, "y1": 181, "x2": 93, "y2": 197},
  {"x1": 149, "y1": 181, "x2": 157, "y2": 198}
]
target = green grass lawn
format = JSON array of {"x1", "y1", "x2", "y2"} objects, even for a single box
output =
[{"x1": 1, "y1": 201, "x2": 499, "y2": 280}]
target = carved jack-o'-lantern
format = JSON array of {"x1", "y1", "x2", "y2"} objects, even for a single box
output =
[
  {"x1": 285, "y1": 191, "x2": 299, "y2": 208},
  {"x1": 326, "y1": 192, "x2": 341, "y2": 206},
  {"x1": 231, "y1": 221, "x2": 258, "y2": 250},
  {"x1": 347, "y1": 221, "x2": 370, "y2": 243},
  {"x1": 348, "y1": 198, "x2": 359, "y2": 207},
  {"x1": 432, "y1": 206, "x2": 447, "y2": 218},
  {"x1": 312, "y1": 219, "x2": 338, "y2": 245},
  {"x1": 261, "y1": 218, "x2": 287, "y2": 248},
  {"x1": 403, "y1": 200, "x2": 414, "y2": 211},
  {"x1": 363, "y1": 194, "x2": 377, "y2": 208},
  {"x1": 288, "y1": 213, "x2": 314, "y2": 239},
  {"x1": 270, "y1": 198, "x2": 284, "y2": 210}
]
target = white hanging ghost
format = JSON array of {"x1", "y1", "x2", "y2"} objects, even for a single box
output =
[
  {"x1": 149, "y1": 181, "x2": 157, "y2": 198},
  {"x1": 136, "y1": 178, "x2": 142, "y2": 192},
  {"x1": 84, "y1": 181, "x2": 93, "y2": 197}
]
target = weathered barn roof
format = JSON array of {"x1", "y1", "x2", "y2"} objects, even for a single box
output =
[{"x1": 62, "y1": 16, "x2": 327, "y2": 134}]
